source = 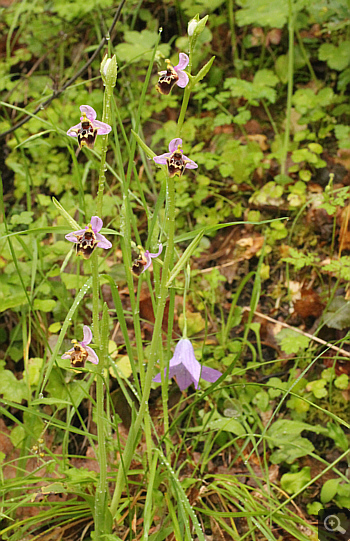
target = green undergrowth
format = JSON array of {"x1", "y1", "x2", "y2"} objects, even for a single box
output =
[{"x1": 1, "y1": 0, "x2": 350, "y2": 540}]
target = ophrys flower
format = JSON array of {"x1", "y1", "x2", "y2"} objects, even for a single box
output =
[
  {"x1": 62, "y1": 325, "x2": 99, "y2": 368},
  {"x1": 153, "y1": 138, "x2": 198, "y2": 177},
  {"x1": 156, "y1": 53, "x2": 189, "y2": 95},
  {"x1": 67, "y1": 105, "x2": 111, "y2": 149},
  {"x1": 65, "y1": 216, "x2": 112, "y2": 259}
]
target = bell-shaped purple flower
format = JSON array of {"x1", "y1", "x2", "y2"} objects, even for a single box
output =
[
  {"x1": 153, "y1": 138, "x2": 198, "y2": 178},
  {"x1": 153, "y1": 338, "x2": 222, "y2": 391},
  {"x1": 67, "y1": 105, "x2": 111, "y2": 149},
  {"x1": 65, "y1": 216, "x2": 112, "y2": 259},
  {"x1": 62, "y1": 325, "x2": 99, "y2": 368},
  {"x1": 156, "y1": 53, "x2": 189, "y2": 95}
]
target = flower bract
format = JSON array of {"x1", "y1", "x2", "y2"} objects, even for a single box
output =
[
  {"x1": 62, "y1": 325, "x2": 99, "y2": 368},
  {"x1": 153, "y1": 338, "x2": 222, "y2": 391},
  {"x1": 153, "y1": 138, "x2": 198, "y2": 177},
  {"x1": 65, "y1": 215, "x2": 112, "y2": 259},
  {"x1": 67, "y1": 105, "x2": 111, "y2": 149},
  {"x1": 156, "y1": 53, "x2": 189, "y2": 95}
]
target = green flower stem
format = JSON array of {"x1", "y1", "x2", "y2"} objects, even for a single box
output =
[
  {"x1": 176, "y1": 84, "x2": 192, "y2": 138},
  {"x1": 96, "y1": 85, "x2": 113, "y2": 217},
  {"x1": 94, "y1": 304, "x2": 109, "y2": 539},
  {"x1": 110, "y1": 173, "x2": 175, "y2": 518}
]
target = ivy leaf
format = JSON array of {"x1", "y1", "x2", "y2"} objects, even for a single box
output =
[{"x1": 319, "y1": 41, "x2": 350, "y2": 71}]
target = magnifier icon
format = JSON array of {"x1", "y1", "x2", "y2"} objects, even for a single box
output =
[{"x1": 324, "y1": 514, "x2": 347, "y2": 535}]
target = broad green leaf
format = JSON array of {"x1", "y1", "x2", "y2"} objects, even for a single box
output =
[
  {"x1": 115, "y1": 30, "x2": 170, "y2": 63},
  {"x1": 0, "y1": 370, "x2": 27, "y2": 403},
  {"x1": 25, "y1": 358, "x2": 43, "y2": 386},
  {"x1": 322, "y1": 297, "x2": 350, "y2": 330},
  {"x1": 276, "y1": 328, "x2": 310, "y2": 354},
  {"x1": 319, "y1": 41, "x2": 350, "y2": 71},
  {"x1": 320, "y1": 478, "x2": 340, "y2": 504},
  {"x1": 33, "y1": 299, "x2": 56, "y2": 312},
  {"x1": 207, "y1": 418, "x2": 245, "y2": 436},
  {"x1": 281, "y1": 467, "x2": 311, "y2": 494},
  {"x1": 0, "y1": 294, "x2": 27, "y2": 312},
  {"x1": 236, "y1": 0, "x2": 288, "y2": 28}
]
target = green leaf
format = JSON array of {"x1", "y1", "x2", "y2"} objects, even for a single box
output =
[
  {"x1": 0, "y1": 294, "x2": 28, "y2": 312},
  {"x1": 48, "y1": 322, "x2": 61, "y2": 333},
  {"x1": 306, "y1": 379, "x2": 327, "y2": 399},
  {"x1": 61, "y1": 273, "x2": 91, "y2": 290},
  {"x1": 115, "y1": 30, "x2": 170, "y2": 63},
  {"x1": 319, "y1": 41, "x2": 350, "y2": 71},
  {"x1": 320, "y1": 478, "x2": 340, "y2": 504},
  {"x1": 10, "y1": 425, "x2": 26, "y2": 448},
  {"x1": 236, "y1": 0, "x2": 288, "y2": 28},
  {"x1": 10, "y1": 211, "x2": 34, "y2": 225},
  {"x1": 335, "y1": 373, "x2": 349, "y2": 390},
  {"x1": 193, "y1": 56, "x2": 215, "y2": 85},
  {"x1": 178, "y1": 311, "x2": 205, "y2": 336},
  {"x1": 322, "y1": 297, "x2": 350, "y2": 330},
  {"x1": 280, "y1": 467, "x2": 311, "y2": 494},
  {"x1": 307, "y1": 501, "x2": 323, "y2": 515},
  {"x1": 33, "y1": 299, "x2": 56, "y2": 312},
  {"x1": 207, "y1": 418, "x2": 245, "y2": 436},
  {"x1": 276, "y1": 328, "x2": 310, "y2": 354},
  {"x1": 268, "y1": 419, "x2": 327, "y2": 463},
  {"x1": 0, "y1": 370, "x2": 27, "y2": 403},
  {"x1": 25, "y1": 357, "x2": 43, "y2": 386}
]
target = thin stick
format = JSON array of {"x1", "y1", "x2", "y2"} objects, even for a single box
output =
[
  {"x1": 243, "y1": 306, "x2": 350, "y2": 359},
  {"x1": 0, "y1": 0, "x2": 127, "y2": 140}
]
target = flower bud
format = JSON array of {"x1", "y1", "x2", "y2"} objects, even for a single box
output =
[
  {"x1": 100, "y1": 54, "x2": 118, "y2": 88},
  {"x1": 188, "y1": 18, "x2": 198, "y2": 37},
  {"x1": 188, "y1": 14, "x2": 208, "y2": 41}
]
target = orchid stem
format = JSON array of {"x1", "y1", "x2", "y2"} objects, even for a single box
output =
[
  {"x1": 96, "y1": 87, "x2": 113, "y2": 216},
  {"x1": 110, "y1": 172, "x2": 176, "y2": 517}
]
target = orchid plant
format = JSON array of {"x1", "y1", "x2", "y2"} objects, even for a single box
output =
[{"x1": 39, "y1": 14, "x2": 218, "y2": 539}]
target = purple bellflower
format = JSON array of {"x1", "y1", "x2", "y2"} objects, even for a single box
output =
[
  {"x1": 153, "y1": 138, "x2": 198, "y2": 178},
  {"x1": 153, "y1": 338, "x2": 222, "y2": 391},
  {"x1": 67, "y1": 105, "x2": 111, "y2": 149},
  {"x1": 156, "y1": 53, "x2": 189, "y2": 95},
  {"x1": 62, "y1": 325, "x2": 99, "y2": 368},
  {"x1": 65, "y1": 216, "x2": 112, "y2": 259},
  {"x1": 131, "y1": 244, "x2": 163, "y2": 276}
]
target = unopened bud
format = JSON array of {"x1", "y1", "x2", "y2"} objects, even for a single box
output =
[
  {"x1": 188, "y1": 14, "x2": 209, "y2": 41},
  {"x1": 188, "y1": 19, "x2": 198, "y2": 37},
  {"x1": 100, "y1": 54, "x2": 118, "y2": 88}
]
